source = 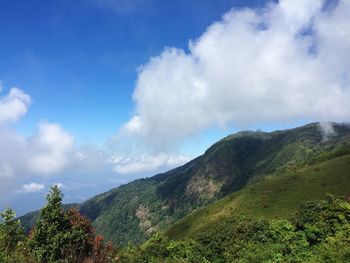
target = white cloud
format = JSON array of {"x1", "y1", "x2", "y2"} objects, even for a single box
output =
[
  {"x1": 0, "y1": 122, "x2": 76, "y2": 179},
  {"x1": 27, "y1": 122, "x2": 75, "y2": 175},
  {"x1": 0, "y1": 128, "x2": 27, "y2": 179},
  {"x1": 16, "y1": 183, "x2": 45, "y2": 193},
  {"x1": 0, "y1": 85, "x2": 114, "y2": 194},
  {"x1": 110, "y1": 153, "x2": 191, "y2": 174},
  {"x1": 123, "y1": 0, "x2": 350, "y2": 149},
  {"x1": 0, "y1": 84, "x2": 80, "y2": 180},
  {"x1": 0, "y1": 119, "x2": 114, "y2": 202},
  {"x1": 0, "y1": 87, "x2": 31, "y2": 124}
]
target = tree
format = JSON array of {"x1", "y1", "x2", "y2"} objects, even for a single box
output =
[
  {"x1": 0, "y1": 208, "x2": 25, "y2": 255},
  {"x1": 65, "y1": 208, "x2": 94, "y2": 262},
  {"x1": 30, "y1": 185, "x2": 71, "y2": 262},
  {"x1": 0, "y1": 208, "x2": 38, "y2": 263},
  {"x1": 29, "y1": 185, "x2": 116, "y2": 262}
]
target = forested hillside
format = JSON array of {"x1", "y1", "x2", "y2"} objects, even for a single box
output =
[
  {"x1": 21, "y1": 123, "x2": 350, "y2": 245},
  {"x1": 166, "y1": 154, "x2": 350, "y2": 239}
]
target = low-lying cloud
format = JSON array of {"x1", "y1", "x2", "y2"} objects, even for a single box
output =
[
  {"x1": 123, "y1": 0, "x2": 350, "y2": 149},
  {"x1": 318, "y1": 122, "x2": 336, "y2": 141},
  {"x1": 110, "y1": 153, "x2": 191, "y2": 175},
  {"x1": 16, "y1": 183, "x2": 45, "y2": 194}
]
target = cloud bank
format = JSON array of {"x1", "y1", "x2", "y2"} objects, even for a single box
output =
[
  {"x1": 123, "y1": 0, "x2": 350, "y2": 149},
  {"x1": 0, "y1": 84, "x2": 189, "y2": 201},
  {"x1": 0, "y1": 86, "x2": 84, "y2": 199}
]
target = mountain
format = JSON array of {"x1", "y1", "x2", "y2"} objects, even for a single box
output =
[
  {"x1": 166, "y1": 154, "x2": 350, "y2": 240},
  {"x1": 20, "y1": 122, "x2": 350, "y2": 245}
]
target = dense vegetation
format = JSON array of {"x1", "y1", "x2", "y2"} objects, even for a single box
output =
[
  {"x1": 117, "y1": 195, "x2": 350, "y2": 262},
  {"x1": 5, "y1": 193, "x2": 350, "y2": 262},
  {"x1": 1, "y1": 186, "x2": 116, "y2": 263},
  {"x1": 21, "y1": 123, "x2": 350, "y2": 245},
  {"x1": 167, "y1": 154, "x2": 350, "y2": 239}
]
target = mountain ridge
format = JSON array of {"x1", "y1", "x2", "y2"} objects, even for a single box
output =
[{"x1": 20, "y1": 122, "x2": 350, "y2": 245}]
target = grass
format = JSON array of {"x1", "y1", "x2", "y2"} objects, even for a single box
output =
[{"x1": 166, "y1": 155, "x2": 350, "y2": 240}]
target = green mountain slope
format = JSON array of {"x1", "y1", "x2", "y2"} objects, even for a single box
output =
[
  {"x1": 166, "y1": 154, "x2": 350, "y2": 239},
  {"x1": 21, "y1": 123, "x2": 350, "y2": 245}
]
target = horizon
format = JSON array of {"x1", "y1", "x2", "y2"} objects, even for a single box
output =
[{"x1": 1, "y1": 0, "x2": 350, "y2": 215}]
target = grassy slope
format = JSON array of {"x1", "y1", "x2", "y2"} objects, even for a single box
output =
[{"x1": 166, "y1": 154, "x2": 350, "y2": 240}]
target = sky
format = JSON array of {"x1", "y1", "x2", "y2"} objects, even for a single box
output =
[{"x1": 1, "y1": 0, "x2": 349, "y2": 215}]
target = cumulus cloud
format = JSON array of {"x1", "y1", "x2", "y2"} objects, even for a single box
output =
[
  {"x1": 123, "y1": 0, "x2": 350, "y2": 149},
  {"x1": 0, "y1": 83, "x2": 102, "y2": 181},
  {"x1": 0, "y1": 87, "x2": 31, "y2": 124},
  {"x1": 0, "y1": 122, "x2": 75, "y2": 179},
  {"x1": 27, "y1": 122, "x2": 75, "y2": 175},
  {"x1": 16, "y1": 183, "x2": 45, "y2": 193},
  {"x1": 110, "y1": 153, "x2": 191, "y2": 174}
]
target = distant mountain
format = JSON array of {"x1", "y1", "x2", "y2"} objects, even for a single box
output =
[{"x1": 21, "y1": 123, "x2": 350, "y2": 245}]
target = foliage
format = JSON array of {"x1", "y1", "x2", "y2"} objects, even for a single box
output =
[
  {"x1": 29, "y1": 185, "x2": 72, "y2": 262},
  {"x1": 0, "y1": 208, "x2": 35, "y2": 262},
  {"x1": 0, "y1": 208, "x2": 25, "y2": 253},
  {"x1": 0, "y1": 185, "x2": 117, "y2": 263},
  {"x1": 29, "y1": 185, "x2": 117, "y2": 263},
  {"x1": 65, "y1": 208, "x2": 94, "y2": 262},
  {"x1": 20, "y1": 203, "x2": 78, "y2": 234},
  {"x1": 83, "y1": 235, "x2": 116, "y2": 263},
  {"x1": 117, "y1": 233, "x2": 209, "y2": 263},
  {"x1": 119, "y1": 196, "x2": 350, "y2": 263}
]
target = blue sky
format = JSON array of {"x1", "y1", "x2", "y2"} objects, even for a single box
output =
[
  {"x1": 1, "y1": 0, "x2": 349, "y2": 215},
  {"x1": 0, "y1": 0, "x2": 268, "y2": 145}
]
